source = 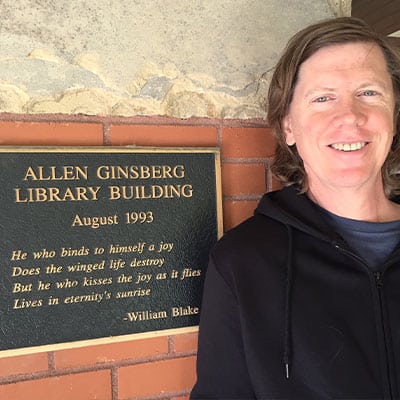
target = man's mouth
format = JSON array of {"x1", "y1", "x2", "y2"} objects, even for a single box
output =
[{"x1": 329, "y1": 142, "x2": 367, "y2": 152}]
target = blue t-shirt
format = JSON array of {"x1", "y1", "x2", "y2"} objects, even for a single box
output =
[{"x1": 322, "y1": 210, "x2": 400, "y2": 272}]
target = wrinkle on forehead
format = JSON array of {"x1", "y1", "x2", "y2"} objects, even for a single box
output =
[
  {"x1": 308, "y1": 42, "x2": 386, "y2": 71},
  {"x1": 297, "y1": 43, "x2": 392, "y2": 84}
]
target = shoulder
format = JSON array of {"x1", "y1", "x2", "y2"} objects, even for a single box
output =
[
  {"x1": 218, "y1": 213, "x2": 284, "y2": 250},
  {"x1": 205, "y1": 212, "x2": 290, "y2": 304},
  {"x1": 211, "y1": 213, "x2": 288, "y2": 271}
]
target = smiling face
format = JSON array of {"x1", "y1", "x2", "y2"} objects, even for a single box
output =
[{"x1": 283, "y1": 42, "x2": 396, "y2": 197}]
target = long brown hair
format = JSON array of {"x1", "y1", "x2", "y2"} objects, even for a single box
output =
[{"x1": 268, "y1": 17, "x2": 400, "y2": 197}]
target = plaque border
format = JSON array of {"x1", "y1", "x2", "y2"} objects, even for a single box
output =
[{"x1": 0, "y1": 146, "x2": 223, "y2": 358}]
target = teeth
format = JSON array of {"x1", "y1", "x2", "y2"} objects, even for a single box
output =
[{"x1": 330, "y1": 142, "x2": 366, "y2": 152}]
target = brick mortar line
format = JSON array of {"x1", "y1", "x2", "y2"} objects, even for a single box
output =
[
  {"x1": 216, "y1": 125, "x2": 222, "y2": 148},
  {"x1": 111, "y1": 367, "x2": 119, "y2": 400},
  {"x1": 221, "y1": 157, "x2": 271, "y2": 164},
  {"x1": 224, "y1": 194, "x2": 264, "y2": 201},
  {"x1": 0, "y1": 113, "x2": 105, "y2": 124},
  {"x1": 0, "y1": 113, "x2": 269, "y2": 128},
  {"x1": 103, "y1": 122, "x2": 111, "y2": 146},
  {"x1": 167, "y1": 335, "x2": 175, "y2": 354},
  {"x1": 265, "y1": 158, "x2": 274, "y2": 192},
  {"x1": 47, "y1": 352, "x2": 56, "y2": 371}
]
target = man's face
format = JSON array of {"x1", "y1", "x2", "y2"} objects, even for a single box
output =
[{"x1": 283, "y1": 42, "x2": 395, "y2": 195}]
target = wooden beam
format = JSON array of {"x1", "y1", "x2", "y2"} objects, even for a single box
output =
[
  {"x1": 352, "y1": 0, "x2": 400, "y2": 36},
  {"x1": 387, "y1": 36, "x2": 400, "y2": 50}
]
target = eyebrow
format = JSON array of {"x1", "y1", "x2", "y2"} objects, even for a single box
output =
[
  {"x1": 357, "y1": 81, "x2": 391, "y2": 90},
  {"x1": 304, "y1": 81, "x2": 391, "y2": 98},
  {"x1": 303, "y1": 87, "x2": 335, "y2": 98}
]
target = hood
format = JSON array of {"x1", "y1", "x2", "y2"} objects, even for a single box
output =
[{"x1": 255, "y1": 185, "x2": 340, "y2": 245}]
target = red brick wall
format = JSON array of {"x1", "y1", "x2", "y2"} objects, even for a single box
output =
[{"x1": 0, "y1": 114, "x2": 277, "y2": 400}]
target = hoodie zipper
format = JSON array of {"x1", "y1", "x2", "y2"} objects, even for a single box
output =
[
  {"x1": 374, "y1": 271, "x2": 394, "y2": 399},
  {"x1": 335, "y1": 244, "x2": 394, "y2": 399}
]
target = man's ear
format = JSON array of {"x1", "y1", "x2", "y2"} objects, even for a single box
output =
[{"x1": 283, "y1": 116, "x2": 295, "y2": 146}]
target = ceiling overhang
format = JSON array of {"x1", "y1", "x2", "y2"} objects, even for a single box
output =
[{"x1": 352, "y1": 0, "x2": 400, "y2": 49}]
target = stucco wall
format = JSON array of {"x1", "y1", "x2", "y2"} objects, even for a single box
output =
[{"x1": 0, "y1": 0, "x2": 348, "y2": 119}]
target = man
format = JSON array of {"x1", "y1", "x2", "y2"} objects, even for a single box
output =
[{"x1": 191, "y1": 17, "x2": 400, "y2": 399}]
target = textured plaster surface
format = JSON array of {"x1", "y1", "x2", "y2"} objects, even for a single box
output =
[{"x1": 0, "y1": 0, "x2": 342, "y2": 118}]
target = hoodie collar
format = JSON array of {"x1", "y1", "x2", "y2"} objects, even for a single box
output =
[{"x1": 255, "y1": 185, "x2": 338, "y2": 244}]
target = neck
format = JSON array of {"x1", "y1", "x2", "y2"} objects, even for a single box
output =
[{"x1": 307, "y1": 183, "x2": 400, "y2": 223}]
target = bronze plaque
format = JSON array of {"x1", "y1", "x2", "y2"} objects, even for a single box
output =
[{"x1": 0, "y1": 147, "x2": 222, "y2": 356}]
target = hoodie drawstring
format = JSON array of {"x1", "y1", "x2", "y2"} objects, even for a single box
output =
[{"x1": 284, "y1": 224, "x2": 293, "y2": 379}]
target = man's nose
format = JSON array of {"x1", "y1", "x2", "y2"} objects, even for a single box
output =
[{"x1": 334, "y1": 98, "x2": 367, "y2": 127}]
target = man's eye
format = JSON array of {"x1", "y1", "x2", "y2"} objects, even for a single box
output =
[
  {"x1": 362, "y1": 90, "x2": 378, "y2": 96},
  {"x1": 314, "y1": 96, "x2": 329, "y2": 103}
]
